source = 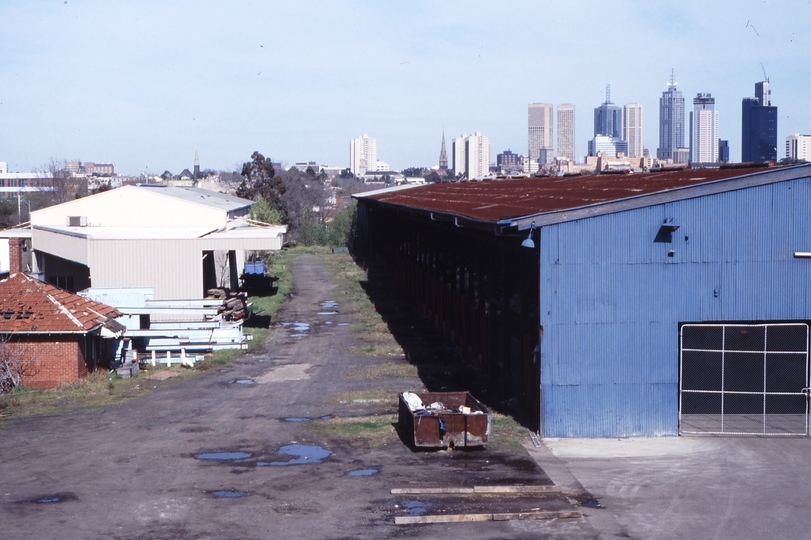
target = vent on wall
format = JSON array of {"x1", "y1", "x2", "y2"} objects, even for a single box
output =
[{"x1": 67, "y1": 216, "x2": 88, "y2": 227}]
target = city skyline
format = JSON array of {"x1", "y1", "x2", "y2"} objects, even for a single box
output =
[{"x1": 0, "y1": 1, "x2": 809, "y2": 175}]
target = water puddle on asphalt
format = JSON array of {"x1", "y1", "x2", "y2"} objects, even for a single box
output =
[
  {"x1": 317, "y1": 311, "x2": 338, "y2": 316},
  {"x1": 37, "y1": 497, "x2": 62, "y2": 504},
  {"x1": 195, "y1": 452, "x2": 253, "y2": 460},
  {"x1": 256, "y1": 444, "x2": 332, "y2": 466},
  {"x1": 347, "y1": 468, "x2": 378, "y2": 477},
  {"x1": 26, "y1": 493, "x2": 77, "y2": 505},
  {"x1": 320, "y1": 301, "x2": 339, "y2": 309},
  {"x1": 284, "y1": 417, "x2": 311, "y2": 423},
  {"x1": 399, "y1": 500, "x2": 432, "y2": 516},
  {"x1": 234, "y1": 379, "x2": 255, "y2": 385},
  {"x1": 210, "y1": 490, "x2": 247, "y2": 498},
  {"x1": 319, "y1": 415, "x2": 334, "y2": 420},
  {"x1": 337, "y1": 323, "x2": 349, "y2": 326}
]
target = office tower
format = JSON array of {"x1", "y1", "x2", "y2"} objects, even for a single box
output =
[
  {"x1": 438, "y1": 130, "x2": 448, "y2": 171},
  {"x1": 453, "y1": 132, "x2": 490, "y2": 179},
  {"x1": 741, "y1": 80, "x2": 778, "y2": 162},
  {"x1": 528, "y1": 103, "x2": 554, "y2": 171},
  {"x1": 786, "y1": 134, "x2": 811, "y2": 161},
  {"x1": 690, "y1": 93, "x2": 719, "y2": 164},
  {"x1": 718, "y1": 140, "x2": 730, "y2": 163},
  {"x1": 350, "y1": 134, "x2": 377, "y2": 176},
  {"x1": 657, "y1": 70, "x2": 685, "y2": 160},
  {"x1": 557, "y1": 104, "x2": 575, "y2": 161},
  {"x1": 622, "y1": 103, "x2": 644, "y2": 158},
  {"x1": 497, "y1": 150, "x2": 523, "y2": 174},
  {"x1": 588, "y1": 135, "x2": 628, "y2": 157},
  {"x1": 594, "y1": 85, "x2": 622, "y2": 139}
]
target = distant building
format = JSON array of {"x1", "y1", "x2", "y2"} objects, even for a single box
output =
[
  {"x1": 673, "y1": 148, "x2": 691, "y2": 165},
  {"x1": 556, "y1": 104, "x2": 575, "y2": 161},
  {"x1": 718, "y1": 140, "x2": 730, "y2": 163},
  {"x1": 623, "y1": 103, "x2": 644, "y2": 158},
  {"x1": 194, "y1": 150, "x2": 200, "y2": 179},
  {"x1": 741, "y1": 80, "x2": 777, "y2": 162},
  {"x1": 657, "y1": 70, "x2": 685, "y2": 161},
  {"x1": 786, "y1": 134, "x2": 811, "y2": 161},
  {"x1": 453, "y1": 133, "x2": 490, "y2": 179},
  {"x1": 438, "y1": 130, "x2": 449, "y2": 171},
  {"x1": 594, "y1": 85, "x2": 622, "y2": 139},
  {"x1": 497, "y1": 150, "x2": 524, "y2": 174},
  {"x1": 588, "y1": 135, "x2": 629, "y2": 158},
  {"x1": 375, "y1": 161, "x2": 390, "y2": 172},
  {"x1": 690, "y1": 93, "x2": 719, "y2": 164},
  {"x1": 528, "y1": 103, "x2": 554, "y2": 172},
  {"x1": 292, "y1": 161, "x2": 321, "y2": 173},
  {"x1": 66, "y1": 161, "x2": 115, "y2": 176},
  {"x1": 350, "y1": 134, "x2": 377, "y2": 176}
]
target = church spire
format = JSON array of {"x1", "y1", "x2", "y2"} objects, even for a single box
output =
[
  {"x1": 438, "y1": 129, "x2": 448, "y2": 171},
  {"x1": 193, "y1": 149, "x2": 200, "y2": 179}
]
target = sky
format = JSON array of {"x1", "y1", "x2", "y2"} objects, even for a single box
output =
[{"x1": 1, "y1": 0, "x2": 809, "y2": 176}]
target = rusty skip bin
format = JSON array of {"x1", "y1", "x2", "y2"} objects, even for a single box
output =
[{"x1": 398, "y1": 391, "x2": 491, "y2": 448}]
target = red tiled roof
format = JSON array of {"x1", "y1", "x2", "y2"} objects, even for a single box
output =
[
  {"x1": 0, "y1": 273, "x2": 122, "y2": 334},
  {"x1": 362, "y1": 167, "x2": 779, "y2": 224}
]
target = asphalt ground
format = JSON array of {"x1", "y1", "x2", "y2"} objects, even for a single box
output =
[{"x1": 0, "y1": 254, "x2": 598, "y2": 540}]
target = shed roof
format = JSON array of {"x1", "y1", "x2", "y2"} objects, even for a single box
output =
[
  {"x1": 135, "y1": 185, "x2": 253, "y2": 212},
  {"x1": 0, "y1": 273, "x2": 123, "y2": 334},
  {"x1": 358, "y1": 164, "x2": 811, "y2": 230}
]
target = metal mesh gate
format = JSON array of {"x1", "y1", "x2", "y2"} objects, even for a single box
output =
[{"x1": 680, "y1": 323, "x2": 809, "y2": 436}]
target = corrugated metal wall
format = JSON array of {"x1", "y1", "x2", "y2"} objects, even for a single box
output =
[{"x1": 540, "y1": 176, "x2": 811, "y2": 437}]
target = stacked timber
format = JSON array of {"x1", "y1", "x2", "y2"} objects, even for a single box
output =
[{"x1": 206, "y1": 289, "x2": 249, "y2": 321}]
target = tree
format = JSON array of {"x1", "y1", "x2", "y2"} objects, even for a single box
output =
[
  {"x1": 326, "y1": 200, "x2": 357, "y2": 247},
  {"x1": 249, "y1": 197, "x2": 284, "y2": 225},
  {"x1": 237, "y1": 151, "x2": 287, "y2": 222},
  {"x1": 42, "y1": 157, "x2": 87, "y2": 204}
]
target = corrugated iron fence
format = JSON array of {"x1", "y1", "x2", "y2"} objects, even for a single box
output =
[{"x1": 680, "y1": 322, "x2": 810, "y2": 435}]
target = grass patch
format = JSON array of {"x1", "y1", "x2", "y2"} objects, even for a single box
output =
[
  {"x1": 328, "y1": 388, "x2": 397, "y2": 405},
  {"x1": 345, "y1": 361, "x2": 418, "y2": 380},
  {"x1": 249, "y1": 250, "x2": 296, "y2": 317},
  {"x1": 488, "y1": 413, "x2": 529, "y2": 452},
  {"x1": 305, "y1": 414, "x2": 399, "y2": 447}
]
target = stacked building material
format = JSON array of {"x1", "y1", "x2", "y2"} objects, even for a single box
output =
[{"x1": 206, "y1": 289, "x2": 249, "y2": 320}]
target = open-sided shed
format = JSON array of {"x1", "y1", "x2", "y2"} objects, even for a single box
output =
[{"x1": 355, "y1": 164, "x2": 811, "y2": 437}]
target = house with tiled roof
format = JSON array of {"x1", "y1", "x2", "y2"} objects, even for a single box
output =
[{"x1": 0, "y1": 269, "x2": 124, "y2": 389}]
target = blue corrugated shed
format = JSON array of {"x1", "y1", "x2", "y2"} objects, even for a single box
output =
[{"x1": 539, "y1": 174, "x2": 811, "y2": 437}]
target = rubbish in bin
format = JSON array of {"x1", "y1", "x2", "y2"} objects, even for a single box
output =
[{"x1": 398, "y1": 391, "x2": 491, "y2": 449}]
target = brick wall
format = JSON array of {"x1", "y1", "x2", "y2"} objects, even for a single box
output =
[{"x1": 4, "y1": 336, "x2": 86, "y2": 389}]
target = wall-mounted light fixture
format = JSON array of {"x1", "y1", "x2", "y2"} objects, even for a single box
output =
[{"x1": 521, "y1": 222, "x2": 537, "y2": 249}]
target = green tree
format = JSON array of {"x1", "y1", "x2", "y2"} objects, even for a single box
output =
[
  {"x1": 237, "y1": 151, "x2": 287, "y2": 222},
  {"x1": 326, "y1": 200, "x2": 357, "y2": 247},
  {"x1": 249, "y1": 197, "x2": 284, "y2": 225},
  {"x1": 295, "y1": 207, "x2": 327, "y2": 246}
]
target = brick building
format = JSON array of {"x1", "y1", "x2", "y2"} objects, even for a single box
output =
[{"x1": 1, "y1": 238, "x2": 124, "y2": 389}]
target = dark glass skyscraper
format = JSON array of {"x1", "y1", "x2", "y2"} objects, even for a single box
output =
[
  {"x1": 593, "y1": 85, "x2": 622, "y2": 139},
  {"x1": 741, "y1": 80, "x2": 777, "y2": 162},
  {"x1": 657, "y1": 70, "x2": 685, "y2": 160}
]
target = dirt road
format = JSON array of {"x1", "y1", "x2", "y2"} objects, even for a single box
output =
[{"x1": 0, "y1": 254, "x2": 597, "y2": 539}]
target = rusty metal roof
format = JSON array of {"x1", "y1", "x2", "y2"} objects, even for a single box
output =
[
  {"x1": 361, "y1": 166, "x2": 800, "y2": 226},
  {"x1": 0, "y1": 273, "x2": 122, "y2": 334}
]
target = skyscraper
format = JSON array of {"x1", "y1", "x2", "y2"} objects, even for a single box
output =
[
  {"x1": 556, "y1": 104, "x2": 575, "y2": 161},
  {"x1": 593, "y1": 85, "x2": 622, "y2": 139},
  {"x1": 622, "y1": 103, "x2": 644, "y2": 158},
  {"x1": 528, "y1": 103, "x2": 554, "y2": 172},
  {"x1": 690, "y1": 93, "x2": 719, "y2": 164},
  {"x1": 453, "y1": 133, "x2": 490, "y2": 179},
  {"x1": 438, "y1": 130, "x2": 448, "y2": 171},
  {"x1": 657, "y1": 70, "x2": 685, "y2": 160},
  {"x1": 350, "y1": 134, "x2": 377, "y2": 176},
  {"x1": 786, "y1": 134, "x2": 811, "y2": 161},
  {"x1": 741, "y1": 80, "x2": 777, "y2": 162}
]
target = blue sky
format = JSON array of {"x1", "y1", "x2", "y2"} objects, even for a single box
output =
[{"x1": 1, "y1": 0, "x2": 808, "y2": 175}]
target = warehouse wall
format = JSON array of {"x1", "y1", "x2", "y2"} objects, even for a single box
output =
[{"x1": 539, "y1": 175, "x2": 811, "y2": 437}]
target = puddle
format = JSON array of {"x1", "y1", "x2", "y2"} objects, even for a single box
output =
[
  {"x1": 256, "y1": 444, "x2": 332, "y2": 466},
  {"x1": 195, "y1": 452, "x2": 253, "y2": 460},
  {"x1": 210, "y1": 490, "x2": 247, "y2": 498},
  {"x1": 284, "y1": 417, "x2": 311, "y2": 423},
  {"x1": 319, "y1": 415, "x2": 334, "y2": 420},
  {"x1": 320, "y1": 301, "x2": 339, "y2": 308},
  {"x1": 347, "y1": 468, "x2": 378, "y2": 476},
  {"x1": 316, "y1": 311, "x2": 338, "y2": 315},
  {"x1": 337, "y1": 323, "x2": 349, "y2": 326},
  {"x1": 580, "y1": 498, "x2": 602, "y2": 508},
  {"x1": 217, "y1": 369, "x2": 231, "y2": 373},
  {"x1": 400, "y1": 500, "x2": 432, "y2": 516},
  {"x1": 24, "y1": 493, "x2": 77, "y2": 505},
  {"x1": 234, "y1": 379, "x2": 255, "y2": 385},
  {"x1": 290, "y1": 334, "x2": 308, "y2": 338},
  {"x1": 324, "y1": 321, "x2": 333, "y2": 325}
]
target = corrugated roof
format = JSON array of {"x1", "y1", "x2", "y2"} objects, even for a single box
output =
[
  {"x1": 0, "y1": 273, "x2": 122, "y2": 333},
  {"x1": 136, "y1": 185, "x2": 253, "y2": 212},
  {"x1": 361, "y1": 166, "x2": 803, "y2": 225}
]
